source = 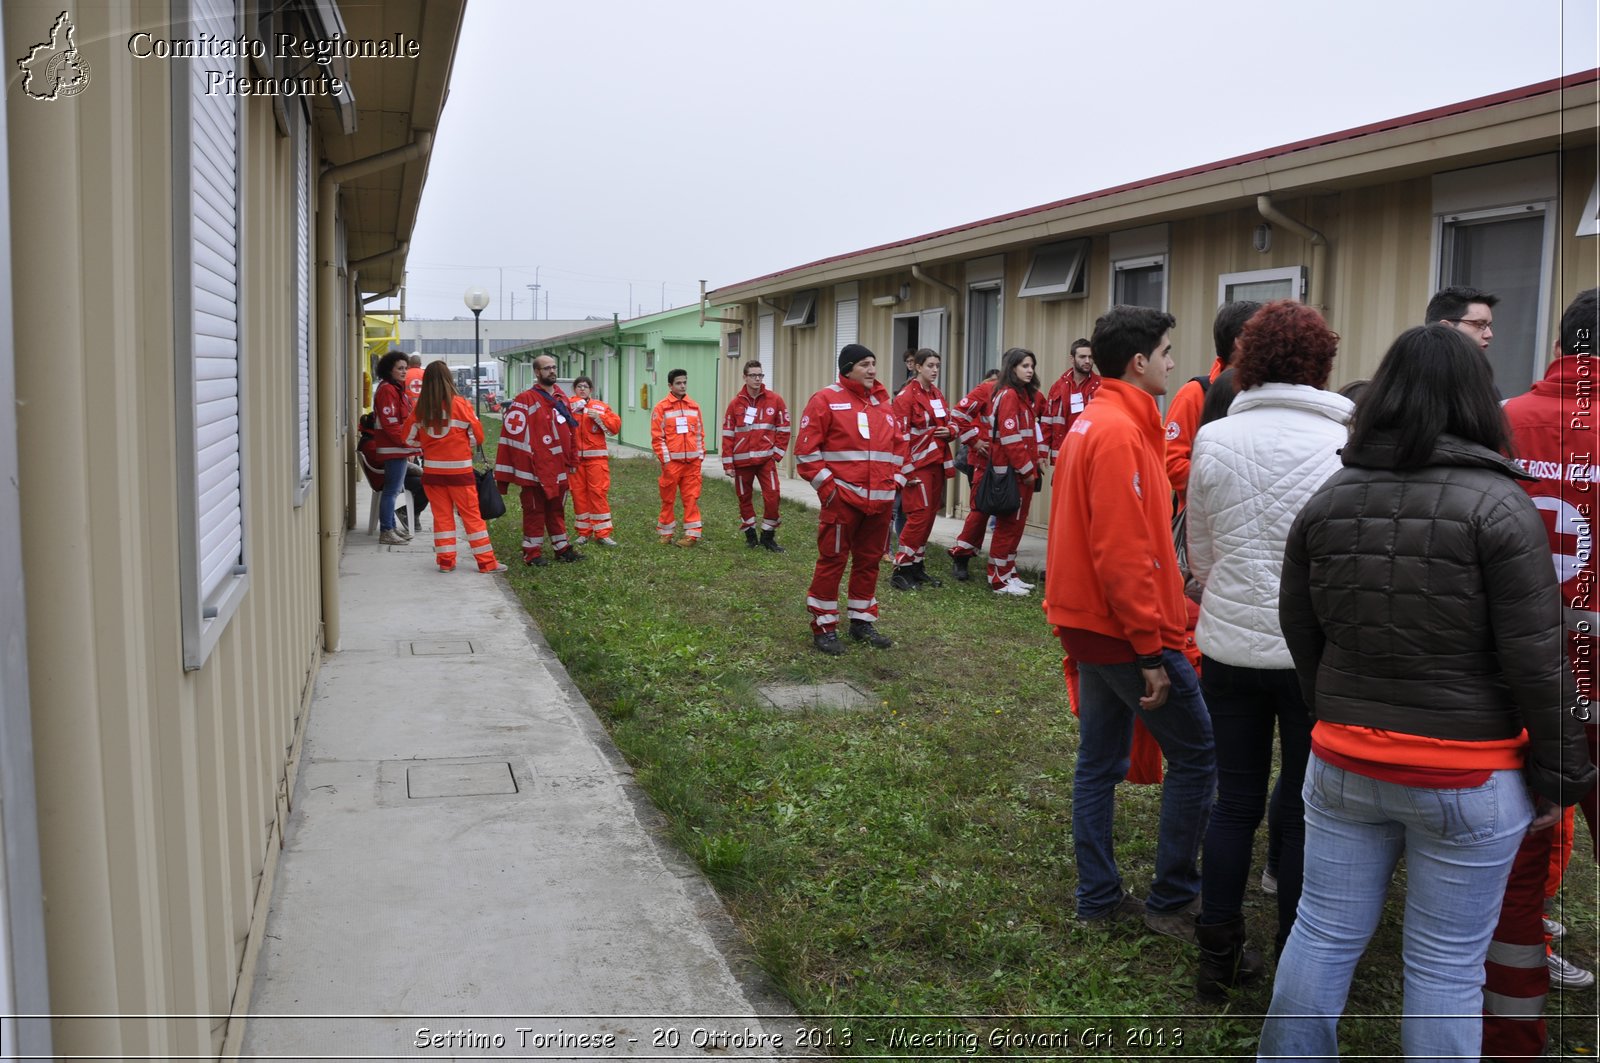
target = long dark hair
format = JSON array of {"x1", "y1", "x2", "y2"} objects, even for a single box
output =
[
  {"x1": 998, "y1": 346, "x2": 1038, "y2": 400},
  {"x1": 1347, "y1": 324, "x2": 1510, "y2": 467}
]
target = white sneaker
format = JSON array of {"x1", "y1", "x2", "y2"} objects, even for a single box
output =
[
  {"x1": 1544, "y1": 915, "x2": 1567, "y2": 940},
  {"x1": 1262, "y1": 868, "x2": 1279, "y2": 895},
  {"x1": 574, "y1": 535, "x2": 591, "y2": 547},
  {"x1": 1010, "y1": 577, "x2": 1035, "y2": 591},
  {"x1": 598, "y1": 537, "x2": 619, "y2": 547},
  {"x1": 994, "y1": 579, "x2": 1030, "y2": 596},
  {"x1": 1548, "y1": 950, "x2": 1596, "y2": 990}
]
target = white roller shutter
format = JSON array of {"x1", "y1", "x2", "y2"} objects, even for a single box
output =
[
  {"x1": 918, "y1": 308, "x2": 946, "y2": 355},
  {"x1": 834, "y1": 298, "x2": 858, "y2": 353},
  {"x1": 757, "y1": 313, "x2": 775, "y2": 383},
  {"x1": 294, "y1": 101, "x2": 312, "y2": 489}
]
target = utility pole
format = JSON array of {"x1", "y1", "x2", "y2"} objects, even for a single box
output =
[
  {"x1": 660, "y1": 281, "x2": 666, "y2": 313},
  {"x1": 527, "y1": 283, "x2": 538, "y2": 320}
]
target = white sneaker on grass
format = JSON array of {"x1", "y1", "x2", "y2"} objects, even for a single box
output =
[
  {"x1": 1544, "y1": 915, "x2": 1567, "y2": 940},
  {"x1": 1548, "y1": 950, "x2": 1596, "y2": 990},
  {"x1": 994, "y1": 579, "x2": 1030, "y2": 597}
]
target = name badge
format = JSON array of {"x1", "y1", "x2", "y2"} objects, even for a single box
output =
[
  {"x1": 857, "y1": 411, "x2": 870, "y2": 439},
  {"x1": 930, "y1": 399, "x2": 946, "y2": 416},
  {"x1": 1034, "y1": 424, "x2": 1044, "y2": 442},
  {"x1": 743, "y1": 407, "x2": 757, "y2": 425},
  {"x1": 556, "y1": 412, "x2": 567, "y2": 424},
  {"x1": 676, "y1": 417, "x2": 689, "y2": 434},
  {"x1": 1071, "y1": 394, "x2": 1085, "y2": 413},
  {"x1": 829, "y1": 402, "x2": 852, "y2": 411}
]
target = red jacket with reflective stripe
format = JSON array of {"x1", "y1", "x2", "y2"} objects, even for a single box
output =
[
  {"x1": 569, "y1": 396, "x2": 620, "y2": 460},
  {"x1": 991, "y1": 385, "x2": 1040, "y2": 479},
  {"x1": 721, "y1": 386, "x2": 791, "y2": 470},
  {"x1": 951, "y1": 380, "x2": 996, "y2": 449},
  {"x1": 893, "y1": 380, "x2": 954, "y2": 477},
  {"x1": 1504, "y1": 356, "x2": 1598, "y2": 700},
  {"x1": 651, "y1": 394, "x2": 705, "y2": 463},
  {"x1": 404, "y1": 395, "x2": 482, "y2": 487},
  {"x1": 1045, "y1": 370, "x2": 1102, "y2": 458},
  {"x1": 494, "y1": 385, "x2": 574, "y2": 496},
  {"x1": 794, "y1": 376, "x2": 908, "y2": 514},
  {"x1": 372, "y1": 379, "x2": 417, "y2": 459}
]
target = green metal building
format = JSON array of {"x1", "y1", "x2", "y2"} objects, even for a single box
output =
[{"x1": 498, "y1": 305, "x2": 730, "y2": 454}]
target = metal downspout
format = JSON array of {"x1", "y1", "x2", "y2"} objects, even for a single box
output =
[
  {"x1": 697, "y1": 280, "x2": 742, "y2": 325},
  {"x1": 316, "y1": 133, "x2": 432, "y2": 651},
  {"x1": 1256, "y1": 194, "x2": 1328, "y2": 313},
  {"x1": 912, "y1": 265, "x2": 965, "y2": 516}
]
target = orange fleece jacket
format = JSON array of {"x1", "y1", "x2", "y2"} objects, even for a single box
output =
[
  {"x1": 1044, "y1": 378, "x2": 1188, "y2": 657},
  {"x1": 1163, "y1": 356, "x2": 1224, "y2": 506}
]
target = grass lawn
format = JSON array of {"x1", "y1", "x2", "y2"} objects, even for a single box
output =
[{"x1": 479, "y1": 423, "x2": 1599, "y2": 1059}]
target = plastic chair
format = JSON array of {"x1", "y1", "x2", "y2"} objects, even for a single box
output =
[{"x1": 357, "y1": 449, "x2": 385, "y2": 535}]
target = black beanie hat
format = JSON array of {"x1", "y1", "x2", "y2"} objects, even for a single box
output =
[{"x1": 838, "y1": 343, "x2": 875, "y2": 376}]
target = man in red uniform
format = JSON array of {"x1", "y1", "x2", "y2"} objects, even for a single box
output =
[
  {"x1": 1165, "y1": 300, "x2": 1261, "y2": 509},
  {"x1": 651, "y1": 368, "x2": 705, "y2": 546},
  {"x1": 1483, "y1": 288, "x2": 1599, "y2": 1060},
  {"x1": 721, "y1": 359, "x2": 791, "y2": 552},
  {"x1": 946, "y1": 371, "x2": 1001, "y2": 581},
  {"x1": 795, "y1": 344, "x2": 908, "y2": 655},
  {"x1": 494, "y1": 354, "x2": 581, "y2": 566},
  {"x1": 1044, "y1": 338, "x2": 1101, "y2": 460},
  {"x1": 890, "y1": 349, "x2": 955, "y2": 590},
  {"x1": 404, "y1": 354, "x2": 424, "y2": 401},
  {"x1": 568, "y1": 375, "x2": 621, "y2": 547}
]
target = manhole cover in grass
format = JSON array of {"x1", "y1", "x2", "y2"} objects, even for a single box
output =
[{"x1": 757, "y1": 682, "x2": 874, "y2": 714}]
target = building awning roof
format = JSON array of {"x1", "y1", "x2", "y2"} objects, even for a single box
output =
[{"x1": 711, "y1": 68, "x2": 1600, "y2": 301}]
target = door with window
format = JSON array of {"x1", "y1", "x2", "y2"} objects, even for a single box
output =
[{"x1": 1437, "y1": 205, "x2": 1553, "y2": 397}]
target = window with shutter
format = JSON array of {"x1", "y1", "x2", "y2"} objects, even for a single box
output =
[
  {"x1": 293, "y1": 99, "x2": 312, "y2": 497},
  {"x1": 176, "y1": 0, "x2": 247, "y2": 670},
  {"x1": 834, "y1": 299, "x2": 858, "y2": 353},
  {"x1": 757, "y1": 313, "x2": 775, "y2": 383}
]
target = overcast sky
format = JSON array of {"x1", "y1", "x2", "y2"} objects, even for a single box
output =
[{"x1": 396, "y1": 0, "x2": 1599, "y2": 323}]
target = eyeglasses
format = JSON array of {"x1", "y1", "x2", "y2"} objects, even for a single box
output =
[
  {"x1": 1448, "y1": 317, "x2": 1494, "y2": 333},
  {"x1": 744, "y1": 372, "x2": 764, "y2": 378}
]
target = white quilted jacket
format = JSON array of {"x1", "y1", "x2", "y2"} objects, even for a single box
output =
[{"x1": 1187, "y1": 383, "x2": 1354, "y2": 669}]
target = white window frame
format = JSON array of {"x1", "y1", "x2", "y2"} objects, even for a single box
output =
[
  {"x1": 782, "y1": 289, "x2": 817, "y2": 328},
  {"x1": 1112, "y1": 255, "x2": 1168, "y2": 311},
  {"x1": 1217, "y1": 266, "x2": 1305, "y2": 306},
  {"x1": 292, "y1": 98, "x2": 313, "y2": 505},
  {"x1": 1019, "y1": 238, "x2": 1090, "y2": 300},
  {"x1": 174, "y1": 0, "x2": 248, "y2": 671},
  {"x1": 1431, "y1": 202, "x2": 1556, "y2": 391}
]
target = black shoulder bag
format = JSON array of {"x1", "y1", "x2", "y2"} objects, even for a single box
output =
[{"x1": 972, "y1": 394, "x2": 1020, "y2": 517}]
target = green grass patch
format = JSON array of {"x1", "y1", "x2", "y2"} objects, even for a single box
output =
[{"x1": 479, "y1": 421, "x2": 1599, "y2": 1059}]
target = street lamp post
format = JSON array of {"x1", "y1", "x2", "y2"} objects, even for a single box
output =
[{"x1": 464, "y1": 286, "x2": 491, "y2": 416}]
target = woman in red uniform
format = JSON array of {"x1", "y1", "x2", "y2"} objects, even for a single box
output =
[
  {"x1": 986, "y1": 346, "x2": 1042, "y2": 595},
  {"x1": 890, "y1": 349, "x2": 955, "y2": 590},
  {"x1": 403, "y1": 362, "x2": 506, "y2": 573},
  {"x1": 371, "y1": 349, "x2": 417, "y2": 545}
]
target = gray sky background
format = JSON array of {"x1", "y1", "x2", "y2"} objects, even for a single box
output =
[{"x1": 396, "y1": 0, "x2": 1599, "y2": 323}]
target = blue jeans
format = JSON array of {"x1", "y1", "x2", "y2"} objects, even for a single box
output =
[
  {"x1": 1199, "y1": 657, "x2": 1312, "y2": 951},
  {"x1": 1259, "y1": 755, "x2": 1532, "y2": 1063},
  {"x1": 380, "y1": 458, "x2": 408, "y2": 530},
  {"x1": 1073, "y1": 649, "x2": 1216, "y2": 917}
]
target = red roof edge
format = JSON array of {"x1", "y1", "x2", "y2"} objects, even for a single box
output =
[{"x1": 713, "y1": 68, "x2": 1600, "y2": 296}]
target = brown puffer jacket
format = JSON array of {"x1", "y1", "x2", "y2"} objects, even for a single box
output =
[{"x1": 1279, "y1": 431, "x2": 1595, "y2": 804}]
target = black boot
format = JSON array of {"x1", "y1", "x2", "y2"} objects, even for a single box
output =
[
  {"x1": 849, "y1": 620, "x2": 893, "y2": 648},
  {"x1": 951, "y1": 554, "x2": 971, "y2": 581},
  {"x1": 760, "y1": 529, "x2": 785, "y2": 553},
  {"x1": 1195, "y1": 917, "x2": 1265, "y2": 1001},
  {"x1": 745, "y1": 527, "x2": 759, "y2": 548},
  {"x1": 812, "y1": 630, "x2": 846, "y2": 655},
  {"x1": 910, "y1": 560, "x2": 942, "y2": 587},
  {"x1": 889, "y1": 568, "x2": 918, "y2": 591}
]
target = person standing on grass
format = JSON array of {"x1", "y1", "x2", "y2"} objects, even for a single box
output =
[
  {"x1": 721, "y1": 359, "x2": 791, "y2": 552},
  {"x1": 495, "y1": 355, "x2": 581, "y2": 567},
  {"x1": 889, "y1": 348, "x2": 954, "y2": 591},
  {"x1": 985, "y1": 347, "x2": 1044, "y2": 596},
  {"x1": 651, "y1": 368, "x2": 705, "y2": 546},
  {"x1": 1481, "y1": 287, "x2": 1600, "y2": 1060},
  {"x1": 1044, "y1": 304, "x2": 1215, "y2": 943},
  {"x1": 404, "y1": 361, "x2": 506, "y2": 574},
  {"x1": 947, "y1": 369, "x2": 1003, "y2": 581},
  {"x1": 1259, "y1": 325, "x2": 1593, "y2": 1063},
  {"x1": 1183, "y1": 301, "x2": 1352, "y2": 998},
  {"x1": 568, "y1": 375, "x2": 621, "y2": 548},
  {"x1": 795, "y1": 344, "x2": 907, "y2": 655}
]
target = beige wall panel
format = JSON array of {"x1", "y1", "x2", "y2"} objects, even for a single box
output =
[
  {"x1": 1327, "y1": 179, "x2": 1435, "y2": 385},
  {"x1": 1558, "y1": 149, "x2": 1599, "y2": 322}
]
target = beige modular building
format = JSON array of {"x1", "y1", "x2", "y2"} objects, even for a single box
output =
[
  {"x1": 0, "y1": 0, "x2": 464, "y2": 1057},
  {"x1": 709, "y1": 71, "x2": 1600, "y2": 529}
]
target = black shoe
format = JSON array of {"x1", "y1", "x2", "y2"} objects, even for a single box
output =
[
  {"x1": 890, "y1": 569, "x2": 919, "y2": 592},
  {"x1": 745, "y1": 528, "x2": 760, "y2": 548},
  {"x1": 526, "y1": 554, "x2": 550, "y2": 567},
  {"x1": 1195, "y1": 917, "x2": 1265, "y2": 1001},
  {"x1": 849, "y1": 621, "x2": 892, "y2": 648},
  {"x1": 556, "y1": 548, "x2": 583, "y2": 563},
  {"x1": 910, "y1": 561, "x2": 942, "y2": 587},
  {"x1": 760, "y1": 530, "x2": 785, "y2": 553},
  {"x1": 951, "y1": 555, "x2": 971, "y2": 581},
  {"x1": 812, "y1": 631, "x2": 846, "y2": 656}
]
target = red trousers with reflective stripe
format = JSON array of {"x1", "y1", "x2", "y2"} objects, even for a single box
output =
[
  {"x1": 658, "y1": 460, "x2": 703, "y2": 538},
  {"x1": 732, "y1": 460, "x2": 781, "y2": 531},
  {"x1": 807, "y1": 500, "x2": 891, "y2": 634},
  {"x1": 570, "y1": 459, "x2": 612, "y2": 538},
  {"x1": 949, "y1": 470, "x2": 990, "y2": 558},
  {"x1": 519, "y1": 485, "x2": 568, "y2": 560},
  {"x1": 425, "y1": 483, "x2": 498, "y2": 572},
  {"x1": 986, "y1": 482, "x2": 1034, "y2": 588},
  {"x1": 894, "y1": 465, "x2": 942, "y2": 567},
  {"x1": 1484, "y1": 825, "x2": 1554, "y2": 1061}
]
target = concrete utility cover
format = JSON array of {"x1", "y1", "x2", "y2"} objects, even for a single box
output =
[
  {"x1": 408, "y1": 640, "x2": 475, "y2": 656},
  {"x1": 406, "y1": 761, "x2": 518, "y2": 799},
  {"x1": 758, "y1": 682, "x2": 874, "y2": 714}
]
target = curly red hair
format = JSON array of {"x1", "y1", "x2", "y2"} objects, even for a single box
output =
[{"x1": 1233, "y1": 300, "x2": 1338, "y2": 390}]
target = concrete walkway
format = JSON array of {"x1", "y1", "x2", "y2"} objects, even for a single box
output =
[{"x1": 240, "y1": 456, "x2": 1044, "y2": 1060}]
